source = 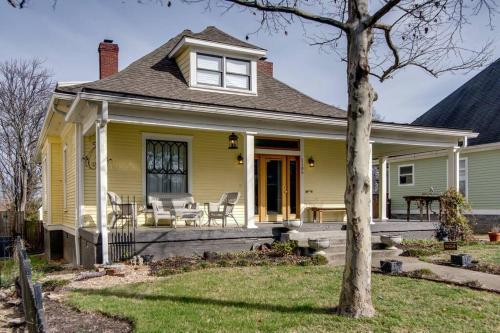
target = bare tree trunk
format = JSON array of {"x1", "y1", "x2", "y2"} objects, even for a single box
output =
[{"x1": 338, "y1": 0, "x2": 375, "y2": 317}]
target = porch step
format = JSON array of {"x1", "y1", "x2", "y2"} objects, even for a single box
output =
[
  {"x1": 325, "y1": 248, "x2": 402, "y2": 266},
  {"x1": 282, "y1": 230, "x2": 383, "y2": 249}
]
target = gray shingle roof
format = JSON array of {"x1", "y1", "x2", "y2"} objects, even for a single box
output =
[
  {"x1": 57, "y1": 26, "x2": 346, "y2": 119},
  {"x1": 412, "y1": 58, "x2": 500, "y2": 145}
]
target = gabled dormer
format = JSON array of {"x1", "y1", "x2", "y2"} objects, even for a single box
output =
[{"x1": 169, "y1": 27, "x2": 267, "y2": 95}]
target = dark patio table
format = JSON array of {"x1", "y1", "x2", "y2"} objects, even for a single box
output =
[{"x1": 403, "y1": 195, "x2": 442, "y2": 222}]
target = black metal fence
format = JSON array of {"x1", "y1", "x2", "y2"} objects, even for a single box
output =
[
  {"x1": 16, "y1": 237, "x2": 47, "y2": 333},
  {"x1": 108, "y1": 195, "x2": 136, "y2": 263},
  {"x1": 0, "y1": 212, "x2": 44, "y2": 258}
]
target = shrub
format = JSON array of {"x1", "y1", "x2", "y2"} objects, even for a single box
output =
[
  {"x1": 439, "y1": 188, "x2": 473, "y2": 241},
  {"x1": 401, "y1": 248, "x2": 441, "y2": 257},
  {"x1": 311, "y1": 255, "x2": 328, "y2": 266},
  {"x1": 271, "y1": 240, "x2": 299, "y2": 256}
]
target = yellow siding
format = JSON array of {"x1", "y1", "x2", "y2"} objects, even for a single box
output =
[
  {"x1": 49, "y1": 137, "x2": 63, "y2": 225},
  {"x1": 303, "y1": 139, "x2": 346, "y2": 222},
  {"x1": 80, "y1": 124, "x2": 245, "y2": 226},
  {"x1": 175, "y1": 49, "x2": 191, "y2": 85},
  {"x1": 61, "y1": 125, "x2": 76, "y2": 228}
]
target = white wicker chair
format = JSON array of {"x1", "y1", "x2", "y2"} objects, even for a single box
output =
[
  {"x1": 107, "y1": 192, "x2": 137, "y2": 228},
  {"x1": 207, "y1": 192, "x2": 240, "y2": 227}
]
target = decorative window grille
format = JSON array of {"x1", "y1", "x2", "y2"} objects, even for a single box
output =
[{"x1": 145, "y1": 139, "x2": 188, "y2": 206}]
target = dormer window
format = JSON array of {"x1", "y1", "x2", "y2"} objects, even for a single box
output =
[
  {"x1": 225, "y1": 58, "x2": 250, "y2": 90},
  {"x1": 195, "y1": 53, "x2": 251, "y2": 91},
  {"x1": 196, "y1": 54, "x2": 223, "y2": 87}
]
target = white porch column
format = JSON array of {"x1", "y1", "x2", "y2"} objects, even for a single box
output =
[
  {"x1": 447, "y1": 147, "x2": 460, "y2": 190},
  {"x1": 369, "y1": 143, "x2": 374, "y2": 224},
  {"x1": 244, "y1": 132, "x2": 257, "y2": 228},
  {"x1": 96, "y1": 102, "x2": 110, "y2": 264},
  {"x1": 74, "y1": 123, "x2": 83, "y2": 266},
  {"x1": 379, "y1": 156, "x2": 388, "y2": 221}
]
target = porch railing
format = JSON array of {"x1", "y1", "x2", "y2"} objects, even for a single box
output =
[{"x1": 108, "y1": 195, "x2": 136, "y2": 263}]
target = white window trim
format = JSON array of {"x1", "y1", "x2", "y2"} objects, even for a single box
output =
[
  {"x1": 141, "y1": 133, "x2": 193, "y2": 204},
  {"x1": 459, "y1": 157, "x2": 468, "y2": 198},
  {"x1": 62, "y1": 145, "x2": 68, "y2": 211},
  {"x1": 190, "y1": 51, "x2": 258, "y2": 95},
  {"x1": 398, "y1": 163, "x2": 415, "y2": 186}
]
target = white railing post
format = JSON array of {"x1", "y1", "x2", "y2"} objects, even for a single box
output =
[
  {"x1": 379, "y1": 156, "x2": 388, "y2": 221},
  {"x1": 96, "y1": 101, "x2": 110, "y2": 264},
  {"x1": 244, "y1": 132, "x2": 257, "y2": 229},
  {"x1": 447, "y1": 147, "x2": 460, "y2": 190}
]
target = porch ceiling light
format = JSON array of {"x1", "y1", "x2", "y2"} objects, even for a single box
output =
[
  {"x1": 228, "y1": 132, "x2": 238, "y2": 149},
  {"x1": 308, "y1": 157, "x2": 315, "y2": 167},
  {"x1": 237, "y1": 153, "x2": 244, "y2": 164}
]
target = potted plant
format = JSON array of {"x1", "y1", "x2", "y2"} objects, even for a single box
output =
[{"x1": 488, "y1": 226, "x2": 500, "y2": 242}]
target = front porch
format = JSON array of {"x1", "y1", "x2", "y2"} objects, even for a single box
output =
[{"x1": 63, "y1": 97, "x2": 472, "y2": 265}]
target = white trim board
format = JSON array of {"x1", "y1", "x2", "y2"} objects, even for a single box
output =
[
  {"x1": 73, "y1": 92, "x2": 476, "y2": 139},
  {"x1": 43, "y1": 223, "x2": 76, "y2": 236},
  {"x1": 141, "y1": 133, "x2": 193, "y2": 204}
]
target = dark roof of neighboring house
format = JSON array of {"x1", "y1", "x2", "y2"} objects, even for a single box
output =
[
  {"x1": 57, "y1": 26, "x2": 346, "y2": 119},
  {"x1": 412, "y1": 58, "x2": 500, "y2": 145}
]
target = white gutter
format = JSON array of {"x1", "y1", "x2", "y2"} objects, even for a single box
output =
[{"x1": 73, "y1": 92, "x2": 478, "y2": 139}]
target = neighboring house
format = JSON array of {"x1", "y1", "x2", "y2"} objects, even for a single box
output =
[
  {"x1": 36, "y1": 26, "x2": 475, "y2": 264},
  {"x1": 388, "y1": 58, "x2": 500, "y2": 233}
]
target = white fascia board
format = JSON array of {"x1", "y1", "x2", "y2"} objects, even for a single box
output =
[
  {"x1": 388, "y1": 150, "x2": 448, "y2": 163},
  {"x1": 462, "y1": 142, "x2": 500, "y2": 153},
  {"x1": 169, "y1": 36, "x2": 267, "y2": 58},
  {"x1": 76, "y1": 92, "x2": 475, "y2": 143}
]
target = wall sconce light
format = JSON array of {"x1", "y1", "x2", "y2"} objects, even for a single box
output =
[
  {"x1": 237, "y1": 153, "x2": 244, "y2": 165},
  {"x1": 308, "y1": 157, "x2": 315, "y2": 167},
  {"x1": 228, "y1": 132, "x2": 238, "y2": 149}
]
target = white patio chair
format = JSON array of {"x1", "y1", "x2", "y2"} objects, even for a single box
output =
[
  {"x1": 149, "y1": 193, "x2": 203, "y2": 228},
  {"x1": 207, "y1": 192, "x2": 240, "y2": 227},
  {"x1": 107, "y1": 192, "x2": 137, "y2": 228}
]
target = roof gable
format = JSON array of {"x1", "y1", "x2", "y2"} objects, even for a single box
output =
[{"x1": 412, "y1": 58, "x2": 500, "y2": 145}]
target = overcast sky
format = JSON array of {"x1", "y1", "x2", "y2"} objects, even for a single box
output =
[{"x1": 1, "y1": 0, "x2": 498, "y2": 123}]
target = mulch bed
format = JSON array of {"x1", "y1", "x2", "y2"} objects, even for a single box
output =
[
  {"x1": 44, "y1": 298, "x2": 132, "y2": 333},
  {"x1": 149, "y1": 242, "x2": 327, "y2": 276}
]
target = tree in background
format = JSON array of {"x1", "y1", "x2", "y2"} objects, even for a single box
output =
[{"x1": 0, "y1": 59, "x2": 52, "y2": 214}]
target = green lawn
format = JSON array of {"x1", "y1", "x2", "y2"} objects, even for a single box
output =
[
  {"x1": 68, "y1": 266, "x2": 500, "y2": 333},
  {"x1": 423, "y1": 241, "x2": 500, "y2": 266}
]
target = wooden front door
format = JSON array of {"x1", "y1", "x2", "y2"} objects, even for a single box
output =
[{"x1": 255, "y1": 155, "x2": 300, "y2": 222}]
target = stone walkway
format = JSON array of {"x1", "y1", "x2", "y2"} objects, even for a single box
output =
[{"x1": 375, "y1": 256, "x2": 500, "y2": 292}]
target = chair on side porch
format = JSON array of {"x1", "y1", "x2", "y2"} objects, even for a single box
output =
[
  {"x1": 107, "y1": 192, "x2": 137, "y2": 229},
  {"x1": 207, "y1": 192, "x2": 241, "y2": 227}
]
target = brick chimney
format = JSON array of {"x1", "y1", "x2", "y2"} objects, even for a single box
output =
[
  {"x1": 258, "y1": 59, "x2": 273, "y2": 76},
  {"x1": 98, "y1": 39, "x2": 119, "y2": 79}
]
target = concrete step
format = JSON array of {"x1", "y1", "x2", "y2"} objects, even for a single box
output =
[{"x1": 326, "y1": 248, "x2": 402, "y2": 266}]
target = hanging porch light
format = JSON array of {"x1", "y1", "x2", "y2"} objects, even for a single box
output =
[{"x1": 228, "y1": 132, "x2": 239, "y2": 149}]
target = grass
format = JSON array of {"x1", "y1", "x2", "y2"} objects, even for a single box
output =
[
  {"x1": 68, "y1": 266, "x2": 500, "y2": 333},
  {"x1": 0, "y1": 255, "x2": 63, "y2": 288},
  {"x1": 422, "y1": 241, "x2": 500, "y2": 266}
]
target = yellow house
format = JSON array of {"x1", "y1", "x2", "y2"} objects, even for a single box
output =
[{"x1": 37, "y1": 27, "x2": 476, "y2": 265}]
